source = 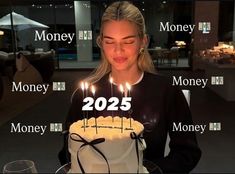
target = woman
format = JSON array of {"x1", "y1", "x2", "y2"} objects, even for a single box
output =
[{"x1": 59, "y1": 1, "x2": 201, "y2": 173}]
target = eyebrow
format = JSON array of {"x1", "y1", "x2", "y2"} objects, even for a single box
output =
[{"x1": 103, "y1": 35, "x2": 137, "y2": 39}]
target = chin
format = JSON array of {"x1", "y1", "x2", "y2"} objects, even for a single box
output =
[
  {"x1": 113, "y1": 65, "x2": 129, "y2": 71},
  {"x1": 111, "y1": 61, "x2": 125, "y2": 68},
  {"x1": 112, "y1": 62, "x2": 137, "y2": 72}
]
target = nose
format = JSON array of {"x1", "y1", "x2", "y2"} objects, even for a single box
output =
[{"x1": 114, "y1": 43, "x2": 124, "y2": 53}]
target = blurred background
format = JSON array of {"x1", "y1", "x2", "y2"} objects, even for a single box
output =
[{"x1": 0, "y1": 0, "x2": 235, "y2": 173}]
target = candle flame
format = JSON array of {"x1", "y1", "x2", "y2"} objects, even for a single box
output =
[
  {"x1": 109, "y1": 77, "x2": 113, "y2": 84},
  {"x1": 126, "y1": 82, "x2": 131, "y2": 91},
  {"x1": 91, "y1": 85, "x2": 96, "y2": 95},
  {"x1": 84, "y1": 82, "x2": 89, "y2": 90},
  {"x1": 80, "y1": 81, "x2": 85, "y2": 91},
  {"x1": 119, "y1": 84, "x2": 124, "y2": 93}
]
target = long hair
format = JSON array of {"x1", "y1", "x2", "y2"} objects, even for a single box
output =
[{"x1": 85, "y1": 1, "x2": 156, "y2": 84}]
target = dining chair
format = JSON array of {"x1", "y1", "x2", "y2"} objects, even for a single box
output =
[{"x1": 170, "y1": 47, "x2": 179, "y2": 65}]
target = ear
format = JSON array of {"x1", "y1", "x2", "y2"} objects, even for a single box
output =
[
  {"x1": 141, "y1": 34, "x2": 148, "y2": 48},
  {"x1": 96, "y1": 36, "x2": 102, "y2": 48}
]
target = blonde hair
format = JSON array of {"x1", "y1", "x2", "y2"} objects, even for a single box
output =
[{"x1": 85, "y1": 1, "x2": 156, "y2": 84}]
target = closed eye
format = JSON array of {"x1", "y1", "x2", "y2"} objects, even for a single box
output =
[
  {"x1": 105, "y1": 41, "x2": 114, "y2": 44},
  {"x1": 124, "y1": 40, "x2": 135, "y2": 44},
  {"x1": 103, "y1": 38, "x2": 114, "y2": 44}
]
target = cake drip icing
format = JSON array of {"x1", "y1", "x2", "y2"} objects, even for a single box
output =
[{"x1": 69, "y1": 116, "x2": 144, "y2": 141}]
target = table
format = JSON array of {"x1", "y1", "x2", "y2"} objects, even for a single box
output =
[
  {"x1": 202, "y1": 59, "x2": 235, "y2": 101},
  {"x1": 148, "y1": 48, "x2": 178, "y2": 65}
]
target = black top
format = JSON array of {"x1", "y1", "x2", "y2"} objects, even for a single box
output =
[{"x1": 58, "y1": 72, "x2": 201, "y2": 173}]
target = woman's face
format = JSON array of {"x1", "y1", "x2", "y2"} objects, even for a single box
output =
[{"x1": 101, "y1": 20, "x2": 145, "y2": 72}]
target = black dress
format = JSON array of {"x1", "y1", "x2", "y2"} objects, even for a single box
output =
[{"x1": 58, "y1": 72, "x2": 201, "y2": 173}]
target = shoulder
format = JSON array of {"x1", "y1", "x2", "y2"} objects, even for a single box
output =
[
  {"x1": 70, "y1": 87, "x2": 81, "y2": 103},
  {"x1": 94, "y1": 73, "x2": 109, "y2": 86},
  {"x1": 143, "y1": 72, "x2": 172, "y2": 88},
  {"x1": 142, "y1": 72, "x2": 183, "y2": 98},
  {"x1": 70, "y1": 74, "x2": 109, "y2": 103}
]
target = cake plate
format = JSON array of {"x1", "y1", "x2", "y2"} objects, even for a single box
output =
[{"x1": 55, "y1": 161, "x2": 162, "y2": 174}]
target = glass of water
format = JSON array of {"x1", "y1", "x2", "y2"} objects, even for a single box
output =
[{"x1": 3, "y1": 160, "x2": 37, "y2": 173}]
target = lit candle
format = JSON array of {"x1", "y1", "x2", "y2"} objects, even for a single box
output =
[
  {"x1": 125, "y1": 82, "x2": 131, "y2": 97},
  {"x1": 80, "y1": 81, "x2": 85, "y2": 131},
  {"x1": 84, "y1": 82, "x2": 89, "y2": 126},
  {"x1": 91, "y1": 85, "x2": 98, "y2": 134},
  {"x1": 126, "y1": 82, "x2": 132, "y2": 128},
  {"x1": 109, "y1": 76, "x2": 114, "y2": 122},
  {"x1": 119, "y1": 84, "x2": 124, "y2": 133}
]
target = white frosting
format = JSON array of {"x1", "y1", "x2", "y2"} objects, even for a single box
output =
[
  {"x1": 68, "y1": 116, "x2": 148, "y2": 173},
  {"x1": 69, "y1": 116, "x2": 143, "y2": 140}
]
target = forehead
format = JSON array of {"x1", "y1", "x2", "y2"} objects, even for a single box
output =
[{"x1": 102, "y1": 20, "x2": 139, "y2": 38}]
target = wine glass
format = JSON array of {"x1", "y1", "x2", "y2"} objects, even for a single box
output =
[
  {"x1": 3, "y1": 160, "x2": 38, "y2": 173},
  {"x1": 55, "y1": 163, "x2": 71, "y2": 174},
  {"x1": 143, "y1": 159, "x2": 163, "y2": 174}
]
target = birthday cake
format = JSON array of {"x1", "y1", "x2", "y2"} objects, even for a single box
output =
[{"x1": 68, "y1": 116, "x2": 148, "y2": 173}]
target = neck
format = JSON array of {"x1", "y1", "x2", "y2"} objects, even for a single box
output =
[{"x1": 111, "y1": 67, "x2": 143, "y2": 85}]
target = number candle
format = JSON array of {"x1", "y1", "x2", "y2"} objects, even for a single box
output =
[
  {"x1": 91, "y1": 85, "x2": 98, "y2": 134},
  {"x1": 109, "y1": 77, "x2": 114, "y2": 122},
  {"x1": 119, "y1": 84, "x2": 124, "y2": 133},
  {"x1": 126, "y1": 82, "x2": 132, "y2": 128},
  {"x1": 80, "y1": 81, "x2": 85, "y2": 131},
  {"x1": 84, "y1": 82, "x2": 89, "y2": 126}
]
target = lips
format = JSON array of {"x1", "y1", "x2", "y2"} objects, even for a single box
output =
[{"x1": 113, "y1": 57, "x2": 127, "y2": 63}]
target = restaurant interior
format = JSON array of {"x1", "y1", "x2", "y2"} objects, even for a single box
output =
[{"x1": 0, "y1": 0, "x2": 235, "y2": 173}]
